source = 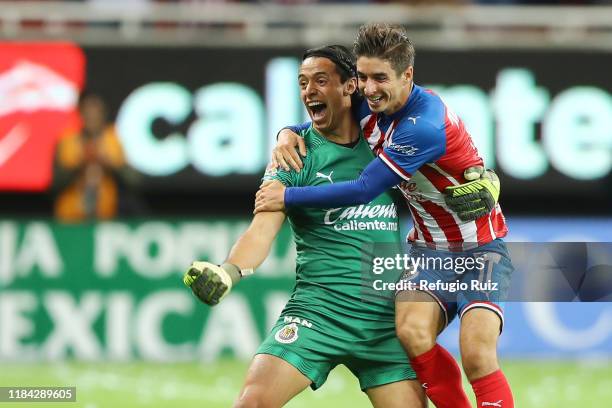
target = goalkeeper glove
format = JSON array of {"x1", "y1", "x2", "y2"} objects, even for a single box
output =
[
  {"x1": 183, "y1": 262, "x2": 251, "y2": 306},
  {"x1": 444, "y1": 166, "x2": 500, "y2": 222}
]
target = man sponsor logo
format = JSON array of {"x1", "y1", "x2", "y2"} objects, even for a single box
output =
[
  {"x1": 283, "y1": 316, "x2": 312, "y2": 328},
  {"x1": 482, "y1": 400, "x2": 503, "y2": 407},
  {"x1": 274, "y1": 323, "x2": 299, "y2": 344}
]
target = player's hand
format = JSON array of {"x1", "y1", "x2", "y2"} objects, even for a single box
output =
[
  {"x1": 272, "y1": 129, "x2": 306, "y2": 172},
  {"x1": 444, "y1": 166, "x2": 500, "y2": 221},
  {"x1": 254, "y1": 180, "x2": 286, "y2": 213},
  {"x1": 183, "y1": 261, "x2": 241, "y2": 306}
]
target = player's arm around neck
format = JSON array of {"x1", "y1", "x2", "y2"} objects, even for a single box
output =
[
  {"x1": 254, "y1": 157, "x2": 401, "y2": 212},
  {"x1": 273, "y1": 126, "x2": 308, "y2": 172},
  {"x1": 226, "y1": 210, "x2": 286, "y2": 271}
]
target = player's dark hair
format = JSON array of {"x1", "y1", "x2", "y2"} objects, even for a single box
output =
[
  {"x1": 302, "y1": 45, "x2": 356, "y2": 83},
  {"x1": 353, "y1": 23, "x2": 415, "y2": 75}
]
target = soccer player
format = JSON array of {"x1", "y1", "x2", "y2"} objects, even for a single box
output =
[
  {"x1": 255, "y1": 24, "x2": 514, "y2": 408},
  {"x1": 184, "y1": 45, "x2": 426, "y2": 408}
]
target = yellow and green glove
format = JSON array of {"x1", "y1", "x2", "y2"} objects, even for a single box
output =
[
  {"x1": 183, "y1": 262, "x2": 247, "y2": 306},
  {"x1": 444, "y1": 166, "x2": 500, "y2": 222}
]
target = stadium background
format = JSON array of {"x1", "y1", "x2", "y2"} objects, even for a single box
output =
[{"x1": 0, "y1": 1, "x2": 611, "y2": 407}]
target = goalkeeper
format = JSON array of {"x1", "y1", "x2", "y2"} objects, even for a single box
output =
[{"x1": 185, "y1": 45, "x2": 427, "y2": 407}]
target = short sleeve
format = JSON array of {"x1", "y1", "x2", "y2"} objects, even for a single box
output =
[
  {"x1": 379, "y1": 122, "x2": 445, "y2": 181},
  {"x1": 262, "y1": 162, "x2": 296, "y2": 187}
]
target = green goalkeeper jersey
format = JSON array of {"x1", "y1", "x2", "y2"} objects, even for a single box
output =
[{"x1": 263, "y1": 126, "x2": 401, "y2": 332}]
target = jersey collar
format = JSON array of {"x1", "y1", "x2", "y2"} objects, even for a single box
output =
[
  {"x1": 388, "y1": 83, "x2": 421, "y2": 122},
  {"x1": 310, "y1": 125, "x2": 365, "y2": 150}
]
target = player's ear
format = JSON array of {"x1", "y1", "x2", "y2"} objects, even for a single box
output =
[
  {"x1": 344, "y1": 77, "x2": 357, "y2": 96},
  {"x1": 402, "y1": 66, "x2": 414, "y2": 83}
]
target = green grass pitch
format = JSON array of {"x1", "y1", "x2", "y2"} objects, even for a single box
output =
[{"x1": 1, "y1": 359, "x2": 610, "y2": 407}]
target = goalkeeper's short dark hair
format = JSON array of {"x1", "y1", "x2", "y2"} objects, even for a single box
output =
[{"x1": 302, "y1": 45, "x2": 356, "y2": 84}]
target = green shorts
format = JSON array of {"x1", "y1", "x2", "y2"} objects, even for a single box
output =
[{"x1": 256, "y1": 309, "x2": 416, "y2": 391}]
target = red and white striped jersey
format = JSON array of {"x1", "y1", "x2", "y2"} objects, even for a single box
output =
[{"x1": 357, "y1": 84, "x2": 507, "y2": 249}]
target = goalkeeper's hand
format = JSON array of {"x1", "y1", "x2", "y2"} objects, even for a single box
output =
[
  {"x1": 444, "y1": 166, "x2": 500, "y2": 222},
  {"x1": 183, "y1": 262, "x2": 243, "y2": 306}
]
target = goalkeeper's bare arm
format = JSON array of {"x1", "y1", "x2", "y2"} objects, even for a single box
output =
[{"x1": 184, "y1": 210, "x2": 285, "y2": 306}]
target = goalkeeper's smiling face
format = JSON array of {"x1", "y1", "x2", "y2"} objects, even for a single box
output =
[{"x1": 298, "y1": 57, "x2": 356, "y2": 134}]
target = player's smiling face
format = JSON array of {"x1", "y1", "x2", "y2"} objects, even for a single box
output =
[
  {"x1": 299, "y1": 57, "x2": 355, "y2": 133},
  {"x1": 357, "y1": 56, "x2": 413, "y2": 115}
]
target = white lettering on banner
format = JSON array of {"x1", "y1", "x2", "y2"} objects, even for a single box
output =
[
  {"x1": 524, "y1": 303, "x2": 612, "y2": 350},
  {"x1": 0, "y1": 222, "x2": 17, "y2": 285},
  {"x1": 544, "y1": 87, "x2": 612, "y2": 180},
  {"x1": 106, "y1": 293, "x2": 133, "y2": 361},
  {"x1": 16, "y1": 223, "x2": 63, "y2": 280},
  {"x1": 95, "y1": 222, "x2": 232, "y2": 278},
  {"x1": 0, "y1": 222, "x2": 63, "y2": 285},
  {"x1": 94, "y1": 221, "x2": 294, "y2": 279},
  {"x1": 0, "y1": 292, "x2": 37, "y2": 360},
  {"x1": 429, "y1": 71, "x2": 612, "y2": 180},
  {"x1": 116, "y1": 62, "x2": 611, "y2": 181},
  {"x1": 117, "y1": 82, "x2": 265, "y2": 177},
  {"x1": 135, "y1": 291, "x2": 193, "y2": 362},
  {"x1": 0, "y1": 289, "x2": 294, "y2": 361},
  {"x1": 131, "y1": 222, "x2": 176, "y2": 278},
  {"x1": 266, "y1": 58, "x2": 302, "y2": 161},
  {"x1": 42, "y1": 292, "x2": 103, "y2": 360},
  {"x1": 493, "y1": 69, "x2": 549, "y2": 179},
  {"x1": 116, "y1": 83, "x2": 191, "y2": 176},
  {"x1": 189, "y1": 84, "x2": 265, "y2": 176},
  {"x1": 199, "y1": 294, "x2": 259, "y2": 361},
  {"x1": 95, "y1": 222, "x2": 131, "y2": 277}
]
